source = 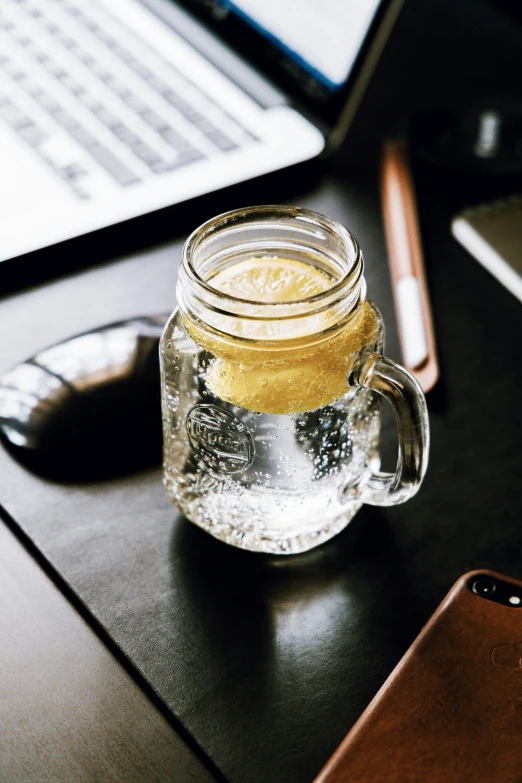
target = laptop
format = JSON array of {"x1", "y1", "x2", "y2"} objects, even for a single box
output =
[{"x1": 0, "y1": 0, "x2": 403, "y2": 264}]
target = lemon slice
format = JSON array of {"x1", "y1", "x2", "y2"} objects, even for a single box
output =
[
  {"x1": 185, "y1": 256, "x2": 380, "y2": 413},
  {"x1": 210, "y1": 256, "x2": 332, "y2": 302}
]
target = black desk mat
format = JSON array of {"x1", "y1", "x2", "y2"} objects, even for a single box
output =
[
  {"x1": 2, "y1": 400, "x2": 522, "y2": 783},
  {"x1": 3, "y1": 456, "x2": 515, "y2": 783},
  {"x1": 1, "y1": 176, "x2": 522, "y2": 783},
  {"x1": 3, "y1": 271, "x2": 522, "y2": 783}
]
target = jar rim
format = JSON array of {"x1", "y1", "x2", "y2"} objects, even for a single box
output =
[{"x1": 181, "y1": 205, "x2": 363, "y2": 311}]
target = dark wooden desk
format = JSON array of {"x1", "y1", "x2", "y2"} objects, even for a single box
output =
[{"x1": 1, "y1": 1, "x2": 522, "y2": 781}]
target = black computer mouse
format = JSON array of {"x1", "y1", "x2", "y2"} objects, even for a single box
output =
[{"x1": 0, "y1": 314, "x2": 170, "y2": 482}]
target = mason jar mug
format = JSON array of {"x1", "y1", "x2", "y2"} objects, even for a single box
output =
[{"x1": 160, "y1": 206, "x2": 429, "y2": 554}]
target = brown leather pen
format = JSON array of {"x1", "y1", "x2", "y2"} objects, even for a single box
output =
[{"x1": 380, "y1": 138, "x2": 438, "y2": 392}]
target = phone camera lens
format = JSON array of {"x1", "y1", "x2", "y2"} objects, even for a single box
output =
[{"x1": 472, "y1": 578, "x2": 497, "y2": 596}]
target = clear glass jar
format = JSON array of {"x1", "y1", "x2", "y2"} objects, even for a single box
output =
[{"x1": 160, "y1": 206, "x2": 429, "y2": 554}]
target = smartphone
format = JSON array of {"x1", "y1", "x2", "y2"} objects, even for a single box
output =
[
  {"x1": 451, "y1": 195, "x2": 522, "y2": 304},
  {"x1": 314, "y1": 570, "x2": 522, "y2": 783}
]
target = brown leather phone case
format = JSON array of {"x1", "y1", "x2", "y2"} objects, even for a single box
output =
[{"x1": 314, "y1": 570, "x2": 522, "y2": 783}]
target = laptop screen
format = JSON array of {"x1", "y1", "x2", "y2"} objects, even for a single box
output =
[
  {"x1": 178, "y1": 0, "x2": 397, "y2": 125},
  {"x1": 217, "y1": 0, "x2": 383, "y2": 92}
]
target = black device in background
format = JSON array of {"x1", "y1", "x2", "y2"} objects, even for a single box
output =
[
  {"x1": 408, "y1": 102, "x2": 522, "y2": 302},
  {"x1": 410, "y1": 102, "x2": 522, "y2": 177}
]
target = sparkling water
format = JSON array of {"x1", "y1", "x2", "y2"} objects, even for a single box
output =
[{"x1": 161, "y1": 312, "x2": 381, "y2": 554}]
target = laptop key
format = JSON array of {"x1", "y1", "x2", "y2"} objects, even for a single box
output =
[
  {"x1": 60, "y1": 162, "x2": 87, "y2": 181},
  {"x1": 120, "y1": 93, "x2": 149, "y2": 115},
  {"x1": 43, "y1": 61, "x2": 67, "y2": 79},
  {"x1": 77, "y1": 92, "x2": 102, "y2": 111},
  {"x1": 205, "y1": 129, "x2": 238, "y2": 152},
  {"x1": 139, "y1": 110, "x2": 169, "y2": 133},
  {"x1": 126, "y1": 57, "x2": 153, "y2": 80},
  {"x1": 33, "y1": 92, "x2": 61, "y2": 113},
  {"x1": 53, "y1": 108, "x2": 79, "y2": 131},
  {"x1": 25, "y1": 6, "x2": 42, "y2": 19},
  {"x1": 104, "y1": 75, "x2": 131, "y2": 100},
  {"x1": 33, "y1": 51, "x2": 50, "y2": 65},
  {"x1": 163, "y1": 90, "x2": 191, "y2": 114},
  {"x1": 54, "y1": 32, "x2": 76, "y2": 49},
  {"x1": 69, "y1": 125, "x2": 97, "y2": 149},
  {"x1": 110, "y1": 43, "x2": 133, "y2": 64},
  {"x1": 65, "y1": 5, "x2": 83, "y2": 18},
  {"x1": 15, "y1": 35, "x2": 32, "y2": 48},
  {"x1": 88, "y1": 144, "x2": 140, "y2": 186},
  {"x1": 132, "y1": 143, "x2": 163, "y2": 167},
  {"x1": 90, "y1": 62, "x2": 112, "y2": 82},
  {"x1": 18, "y1": 123, "x2": 47, "y2": 147},
  {"x1": 0, "y1": 101, "x2": 33, "y2": 132},
  {"x1": 145, "y1": 75, "x2": 171, "y2": 96},
  {"x1": 96, "y1": 31, "x2": 116, "y2": 48},
  {"x1": 162, "y1": 91, "x2": 238, "y2": 151},
  {"x1": 80, "y1": 17, "x2": 100, "y2": 34},
  {"x1": 92, "y1": 106, "x2": 121, "y2": 130},
  {"x1": 22, "y1": 81, "x2": 44, "y2": 99},
  {"x1": 59, "y1": 75, "x2": 85, "y2": 96},
  {"x1": 1, "y1": 60, "x2": 26, "y2": 81},
  {"x1": 151, "y1": 149, "x2": 205, "y2": 173},
  {"x1": 75, "y1": 49, "x2": 95, "y2": 67},
  {"x1": 158, "y1": 127, "x2": 195, "y2": 153}
]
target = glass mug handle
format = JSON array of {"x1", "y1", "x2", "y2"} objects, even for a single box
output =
[{"x1": 351, "y1": 354, "x2": 429, "y2": 506}]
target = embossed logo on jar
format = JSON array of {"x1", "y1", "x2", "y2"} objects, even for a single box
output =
[{"x1": 186, "y1": 404, "x2": 255, "y2": 474}]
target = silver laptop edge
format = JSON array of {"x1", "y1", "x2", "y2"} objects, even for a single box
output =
[{"x1": 0, "y1": 0, "x2": 401, "y2": 263}]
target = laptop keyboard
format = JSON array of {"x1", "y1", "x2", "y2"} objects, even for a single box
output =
[{"x1": 0, "y1": 0, "x2": 259, "y2": 199}]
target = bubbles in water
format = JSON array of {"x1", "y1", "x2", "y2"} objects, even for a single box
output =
[{"x1": 162, "y1": 311, "x2": 381, "y2": 554}]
